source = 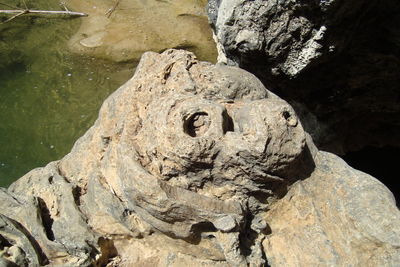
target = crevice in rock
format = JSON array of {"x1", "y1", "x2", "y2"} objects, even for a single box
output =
[
  {"x1": 222, "y1": 109, "x2": 234, "y2": 134},
  {"x1": 56, "y1": 164, "x2": 70, "y2": 184},
  {"x1": 184, "y1": 222, "x2": 217, "y2": 245},
  {"x1": 189, "y1": 161, "x2": 214, "y2": 172},
  {"x1": 98, "y1": 175, "x2": 123, "y2": 203},
  {"x1": 72, "y1": 186, "x2": 83, "y2": 207},
  {"x1": 2, "y1": 215, "x2": 49, "y2": 265},
  {"x1": 0, "y1": 234, "x2": 12, "y2": 249},
  {"x1": 343, "y1": 146, "x2": 399, "y2": 206},
  {"x1": 37, "y1": 198, "x2": 55, "y2": 242},
  {"x1": 95, "y1": 237, "x2": 118, "y2": 267},
  {"x1": 239, "y1": 213, "x2": 259, "y2": 257}
]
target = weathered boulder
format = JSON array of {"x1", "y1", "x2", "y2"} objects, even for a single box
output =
[
  {"x1": 207, "y1": 0, "x2": 400, "y2": 154},
  {"x1": 263, "y1": 151, "x2": 400, "y2": 266},
  {"x1": 0, "y1": 50, "x2": 399, "y2": 266}
]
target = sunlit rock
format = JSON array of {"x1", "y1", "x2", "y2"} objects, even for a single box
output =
[{"x1": 0, "y1": 50, "x2": 398, "y2": 266}]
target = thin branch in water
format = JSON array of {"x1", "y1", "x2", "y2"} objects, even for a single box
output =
[
  {"x1": 0, "y1": 0, "x2": 86, "y2": 23},
  {"x1": 1, "y1": 10, "x2": 27, "y2": 24},
  {"x1": 105, "y1": 0, "x2": 121, "y2": 18},
  {"x1": 21, "y1": 0, "x2": 28, "y2": 9},
  {"x1": 0, "y1": 9, "x2": 88, "y2": 22},
  {"x1": 60, "y1": 1, "x2": 69, "y2": 12}
]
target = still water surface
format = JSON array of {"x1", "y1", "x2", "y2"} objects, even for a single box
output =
[{"x1": 0, "y1": 1, "x2": 134, "y2": 186}]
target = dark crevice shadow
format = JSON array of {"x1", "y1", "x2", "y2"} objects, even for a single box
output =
[
  {"x1": 37, "y1": 197, "x2": 55, "y2": 242},
  {"x1": 343, "y1": 146, "x2": 399, "y2": 206},
  {"x1": 1, "y1": 214, "x2": 49, "y2": 265},
  {"x1": 271, "y1": 143, "x2": 317, "y2": 199}
]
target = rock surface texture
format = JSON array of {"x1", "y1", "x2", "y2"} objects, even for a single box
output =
[
  {"x1": 207, "y1": 0, "x2": 400, "y2": 154},
  {"x1": 0, "y1": 50, "x2": 399, "y2": 266}
]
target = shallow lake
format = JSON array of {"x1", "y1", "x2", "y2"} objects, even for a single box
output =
[{"x1": 0, "y1": 1, "x2": 134, "y2": 186}]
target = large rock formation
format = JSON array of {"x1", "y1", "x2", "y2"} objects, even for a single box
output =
[
  {"x1": 207, "y1": 0, "x2": 400, "y2": 154},
  {"x1": 0, "y1": 50, "x2": 399, "y2": 266}
]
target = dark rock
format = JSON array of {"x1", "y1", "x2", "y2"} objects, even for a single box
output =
[{"x1": 207, "y1": 0, "x2": 400, "y2": 154}]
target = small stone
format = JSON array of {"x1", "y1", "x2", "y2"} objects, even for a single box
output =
[
  {"x1": 251, "y1": 215, "x2": 267, "y2": 231},
  {"x1": 213, "y1": 216, "x2": 237, "y2": 232}
]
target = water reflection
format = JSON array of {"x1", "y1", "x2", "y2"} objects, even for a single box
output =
[{"x1": 0, "y1": 4, "x2": 134, "y2": 186}]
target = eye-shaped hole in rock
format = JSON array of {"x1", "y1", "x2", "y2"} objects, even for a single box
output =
[
  {"x1": 282, "y1": 110, "x2": 297, "y2": 127},
  {"x1": 184, "y1": 112, "x2": 210, "y2": 137},
  {"x1": 282, "y1": 111, "x2": 291, "y2": 120},
  {"x1": 222, "y1": 110, "x2": 234, "y2": 134}
]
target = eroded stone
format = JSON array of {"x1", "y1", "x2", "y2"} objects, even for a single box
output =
[{"x1": 0, "y1": 50, "x2": 398, "y2": 266}]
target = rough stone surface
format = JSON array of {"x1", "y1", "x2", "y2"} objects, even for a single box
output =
[
  {"x1": 0, "y1": 50, "x2": 399, "y2": 266},
  {"x1": 207, "y1": 0, "x2": 400, "y2": 154},
  {"x1": 263, "y1": 151, "x2": 400, "y2": 266}
]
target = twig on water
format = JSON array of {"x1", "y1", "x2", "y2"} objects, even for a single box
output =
[
  {"x1": 105, "y1": 0, "x2": 121, "y2": 18},
  {"x1": 21, "y1": 0, "x2": 28, "y2": 9},
  {"x1": 1, "y1": 9, "x2": 26, "y2": 23},
  {"x1": 0, "y1": 1, "x2": 87, "y2": 24},
  {"x1": 60, "y1": 1, "x2": 70, "y2": 12}
]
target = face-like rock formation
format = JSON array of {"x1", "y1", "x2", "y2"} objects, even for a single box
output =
[
  {"x1": 0, "y1": 50, "x2": 398, "y2": 267},
  {"x1": 95, "y1": 50, "x2": 308, "y2": 253},
  {"x1": 134, "y1": 79, "x2": 306, "y2": 202},
  {"x1": 0, "y1": 50, "x2": 307, "y2": 266}
]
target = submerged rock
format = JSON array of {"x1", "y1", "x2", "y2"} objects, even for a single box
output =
[
  {"x1": 207, "y1": 0, "x2": 400, "y2": 154},
  {"x1": 0, "y1": 50, "x2": 398, "y2": 266},
  {"x1": 67, "y1": 0, "x2": 217, "y2": 63}
]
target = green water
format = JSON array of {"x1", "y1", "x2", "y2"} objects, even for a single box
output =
[{"x1": 0, "y1": 1, "x2": 134, "y2": 186}]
